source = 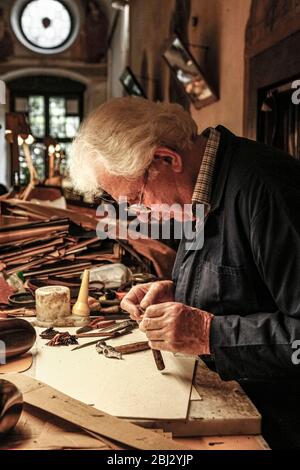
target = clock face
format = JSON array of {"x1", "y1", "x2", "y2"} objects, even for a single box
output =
[
  {"x1": 11, "y1": 0, "x2": 79, "y2": 54},
  {"x1": 20, "y1": 0, "x2": 72, "y2": 49}
]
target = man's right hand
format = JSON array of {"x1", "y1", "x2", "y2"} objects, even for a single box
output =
[{"x1": 120, "y1": 280, "x2": 174, "y2": 321}]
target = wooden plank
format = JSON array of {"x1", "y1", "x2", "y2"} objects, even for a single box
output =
[
  {"x1": 174, "y1": 435, "x2": 270, "y2": 450},
  {"x1": 2, "y1": 374, "x2": 190, "y2": 450},
  {"x1": 191, "y1": 360, "x2": 261, "y2": 434}
]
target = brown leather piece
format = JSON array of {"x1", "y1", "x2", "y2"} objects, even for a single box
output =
[{"x1": 0, "y1": 198, "x2": 175, "y2": 279}]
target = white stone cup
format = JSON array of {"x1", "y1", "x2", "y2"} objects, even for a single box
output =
[{"x1": 35, "y1": 286, "x2": 71, "y2": 327}]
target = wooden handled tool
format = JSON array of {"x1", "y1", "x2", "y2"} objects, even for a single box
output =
[
  {"x1": 151, "y1": 349, "x2": 165, "y2": 371},
  {"x1": 71, "y1": 324, "x2": 135, "y2": 351},
  {"x1": 113, "y1": 341, "x2": 150, "y2": 355},
  {"x1": 138, "y1": 307, "x2": 165, "y2": 371},
  {"x1": 76, "y1": 319, "x2": 115, "y2": 334},
  {"x1": 96, "y1": 340, "x2": 150, "y2": 359}
]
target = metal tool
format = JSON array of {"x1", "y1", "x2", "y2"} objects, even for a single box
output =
[
  {"x1": 96, "y1": 341, "x2": 122, "y2": 359},
  {"x1": 71, "y1": 336, "x2": 113, "y2": 351},
  {"x1": 71, "y1": 324, "x2": 134, "y2": 351},
  {"x1": 138, "y1": 306, "x2": 165, "y2": 371},
  {"x1": 76, "y1": 318, "x2": 115, "y2": 334},
  {"x1": 96, "y1": 340, "x2": 150, "y2": 359},
  {"x1": 99, "y1": 319, "x2": 136, "y2": 334}
]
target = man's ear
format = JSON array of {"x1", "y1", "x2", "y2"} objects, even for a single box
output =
[{"x1": 154, "y1": 147, "x2": 183, "y2": 173}]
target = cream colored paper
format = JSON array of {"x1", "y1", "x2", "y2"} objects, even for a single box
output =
[{"x1": 32, "y1": 327, "x2": 195, "y2": 420}]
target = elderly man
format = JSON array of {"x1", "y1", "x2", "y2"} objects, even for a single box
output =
[{"x1": 70, "y1": 97, "x2": 300, "y2": 449}]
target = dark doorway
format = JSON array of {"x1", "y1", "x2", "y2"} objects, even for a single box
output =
[{"x1": 258, "y1": 79, "x2": 300, "y2": 159}]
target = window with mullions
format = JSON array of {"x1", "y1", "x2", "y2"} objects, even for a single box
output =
[
  {"x1": 8, "y1": 75, "x2": 85, "y2": 186},
  {"x1": 49, "y1": 97, "x2": 80, "y2": 139},
  {"x1": 14, "y1": 94, "x2": 81, "y2": 184}
]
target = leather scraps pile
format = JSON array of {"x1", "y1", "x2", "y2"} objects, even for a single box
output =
[{"x1": 0, "y1": 198, "x2": 176, "y2": 319}]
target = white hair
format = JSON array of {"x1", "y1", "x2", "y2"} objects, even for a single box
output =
[{"x1": 69, "y1": 97, "x2": 198, "y2": 194}]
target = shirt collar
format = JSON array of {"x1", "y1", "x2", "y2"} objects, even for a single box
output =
[{"x1": 192, "y1": 127, "x2": 221, "y2": 215}]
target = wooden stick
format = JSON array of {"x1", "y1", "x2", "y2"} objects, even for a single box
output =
[
  {"x1": 138, "y1": 307, "x2": 165, "y2": 371},
  {"x1": 115, "y1": 341, "x2": 150, "y2": 355},
  {"x1": 151, "y1": 349, "x2": 165, "y2": 371}
]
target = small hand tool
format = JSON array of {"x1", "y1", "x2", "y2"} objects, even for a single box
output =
[
  {"x1": 96, "y1": 340, "x2": 150, "y2": 359},
  {"x1": 99, "y1": 319, "x2": 136, "y2": 334},
  {"x1": 76, "y1": 318, "x2": 115, "y2": 334},
  {"x1": 138, "y1": 306, "x2": 165, "y2": 371},
  {"x1": 71, "y1": 336, "x2": 114, "y2": 351},
  {"x1": 71, "y1": 324, "x2": 134, "y2": 351},
  {"x1": 96, "y1": 341, "x2": 122, "y2": 359}
]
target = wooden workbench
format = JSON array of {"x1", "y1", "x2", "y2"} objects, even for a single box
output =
[
  {"x1": 0, "y1": 294, "x2": 267, "y2": 450},
  {"x1": 0, "y1": 355, "x2": 269, "y2": 450},
  {"x1": 0, "y1": 406, "x2": 269, "y2": 450}
]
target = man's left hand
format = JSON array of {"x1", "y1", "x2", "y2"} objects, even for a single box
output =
[{"x1": 139, "y1": 302, "x2": 213, "y2": 356}]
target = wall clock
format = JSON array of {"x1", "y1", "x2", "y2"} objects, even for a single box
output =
[{"x1": 11, "y1": 0, "x2": 80, "y2": 54}]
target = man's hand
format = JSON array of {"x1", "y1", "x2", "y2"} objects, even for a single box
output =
[
  {"x1": 120, "y1": 280, "x2": 174, "y2": 321},
  {"x1": 139, "y1": 302, "x2": 213, "y2": 356}
]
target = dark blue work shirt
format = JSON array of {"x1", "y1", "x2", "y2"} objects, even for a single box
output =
[{"x1": 172, "y1": 126, "x2": 300, "y2": 449}]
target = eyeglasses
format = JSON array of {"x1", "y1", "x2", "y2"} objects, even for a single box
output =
[
  {"x1": 98, "y1": 192, "x2": 118, "y2": 205},
  {"x1": 98, "y1": 169, "x2": 151, "y2": 214},
  {"x1": 126, "y1": 169, "x2": 151, "y2": 215}
]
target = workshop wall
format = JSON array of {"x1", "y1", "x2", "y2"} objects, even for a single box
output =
[
  {"x1": 189, "y1": 0, "x2": 251, "y2": 135},
  {"x1": 129, "y1": 0, "x2": 251, "y2": 136},
  {"x1": 129, "y1": 0, "x2": 174, "y2": 103}
]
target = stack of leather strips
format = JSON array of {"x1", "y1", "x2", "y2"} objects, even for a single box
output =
[
  {"x1": 0, "y1": 199, "x2": 174, "y2": 319},
  {"x1": 0, "y1": 197, "x2": 176, "y2": 279}
]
